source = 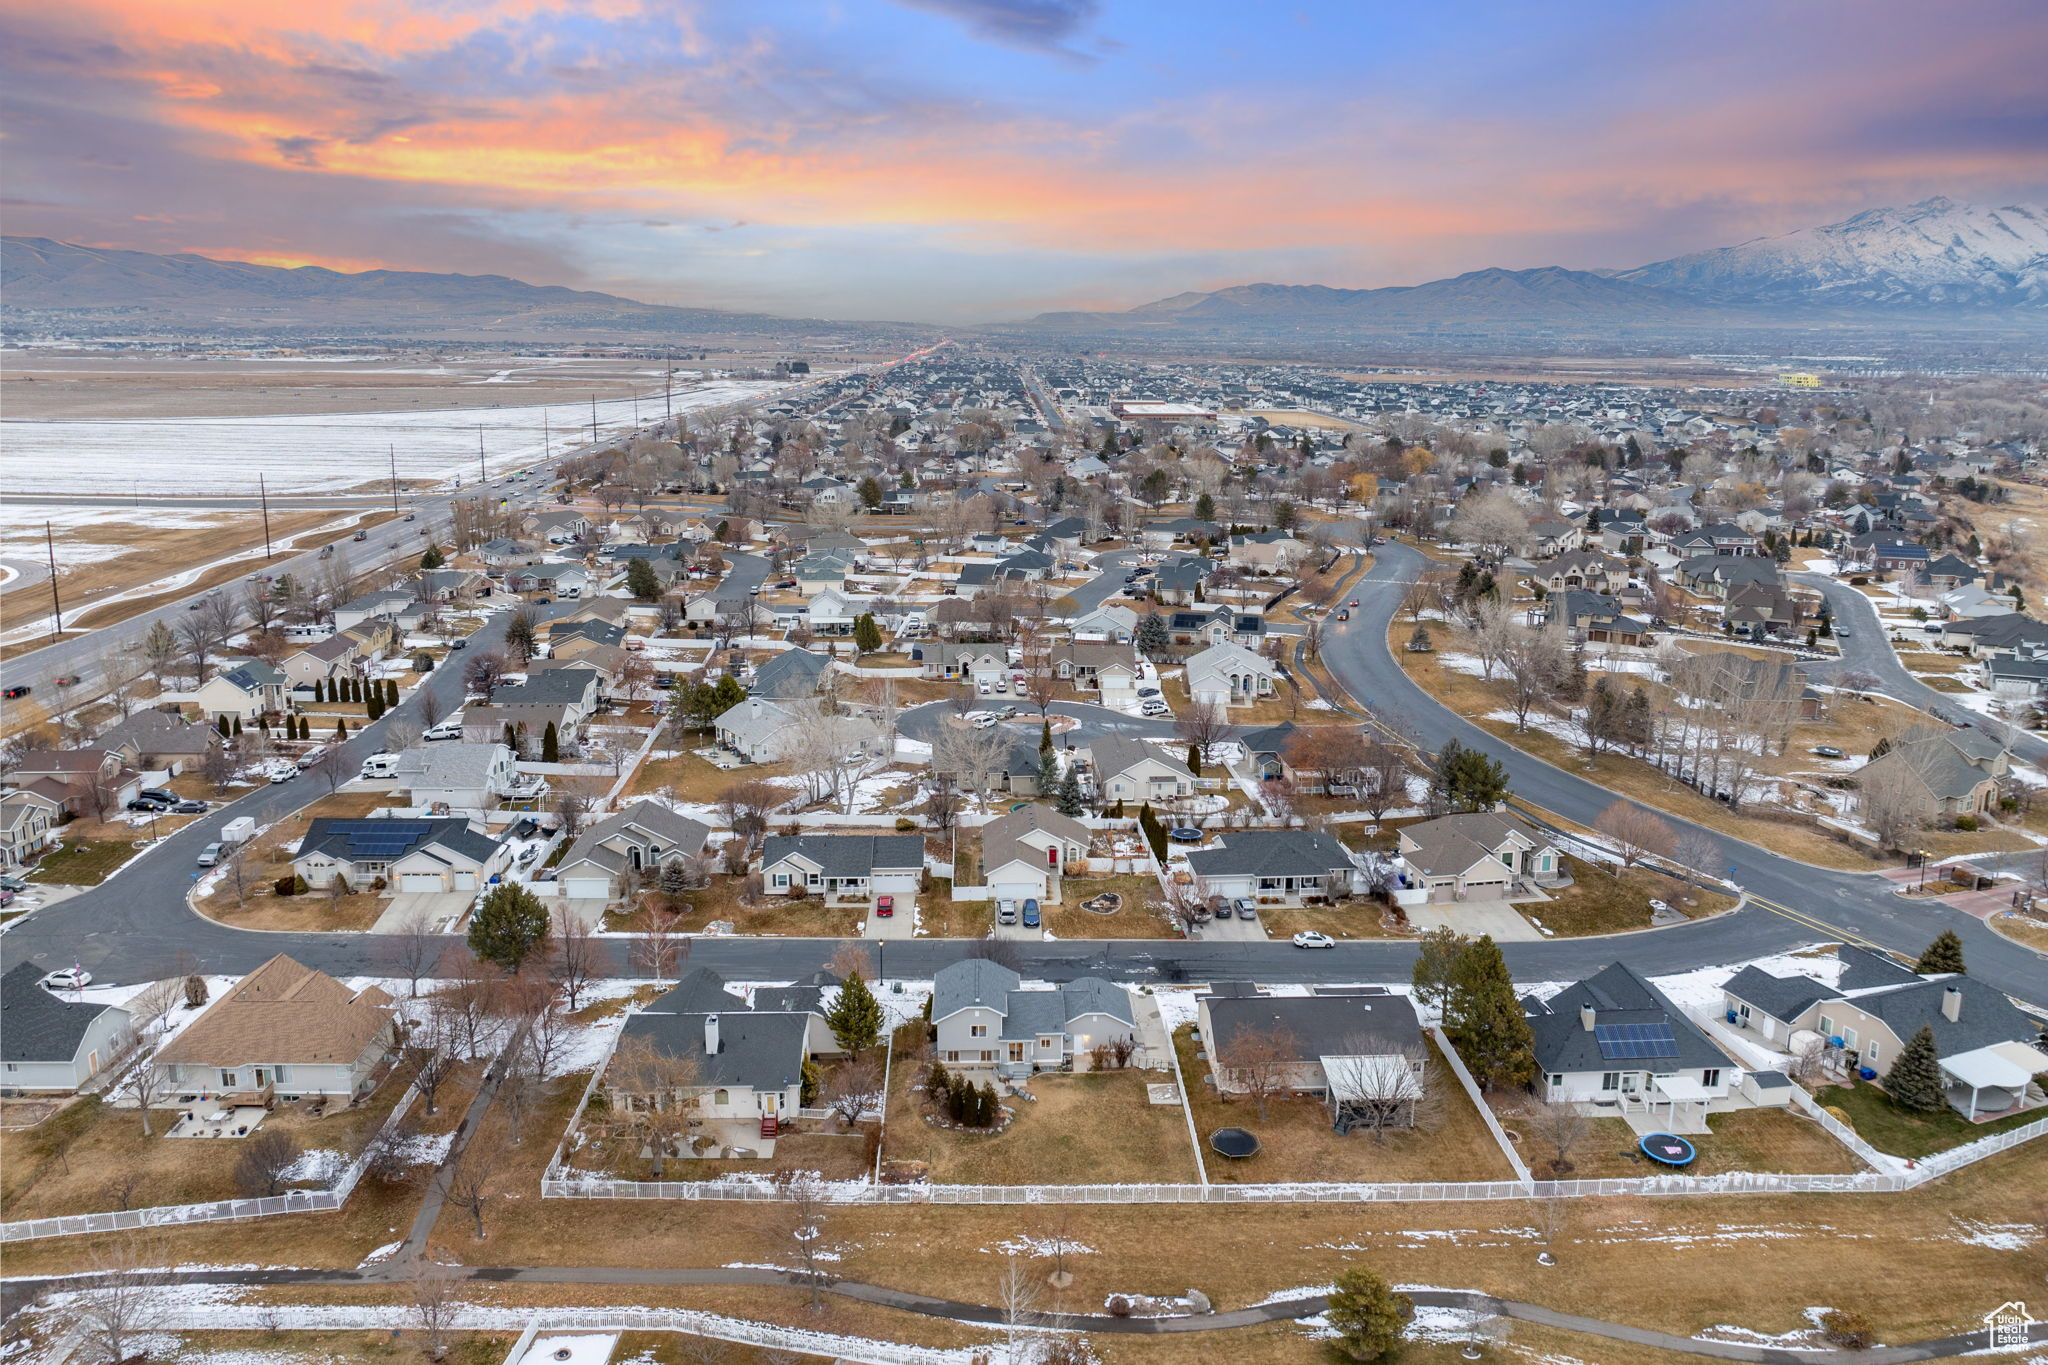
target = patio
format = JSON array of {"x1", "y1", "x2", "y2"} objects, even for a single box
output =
[
  {"x1": 1941, "y1": 1041, "x2": 2048, "y2": 1122},
  {"x1": 165, "y1": 1104, "x2": 270, "y2": 1139}
]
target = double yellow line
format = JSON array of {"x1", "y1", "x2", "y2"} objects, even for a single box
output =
[{"x1": 1743, "y1": 890, "x2": 1894, "y2": 954}]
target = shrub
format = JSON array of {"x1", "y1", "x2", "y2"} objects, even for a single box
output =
[
  {"x1": 1105, "y1": 1296, "x2": 1132, "y2": 1318},
  {"x1": 1819, "y1": 1309, "x2": 1874, "y2": 1350},
  {"x1": 894, "y1": 817, "x2": 917, "y2": 831},
  {"x1": 1953, "y1": 814, "x2": 1979, "y2": 831}
]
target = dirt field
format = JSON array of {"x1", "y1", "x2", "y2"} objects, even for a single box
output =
[{"x1": 1949, "y1": 479, "x2": 2048, "y2": 610}]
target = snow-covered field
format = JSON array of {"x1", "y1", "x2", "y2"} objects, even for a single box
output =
[
  {"x1": 0, "y1": 379, "x2": 790, "y2": 496},
  {"x1": 0, "y1": 504, "x2": 249, "y2": 566}
]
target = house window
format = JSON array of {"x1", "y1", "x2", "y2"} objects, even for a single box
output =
[
  {"x1": 273, "y1": 1066, "x2": 290, "y2": 1085},
  {"x1": 1009, "y1": 1043, "x2": 1025, "y2": 1062},
  {"x1": 1865, "y1": 1041, "x2": 1879, "y2": 1064},
  {"x1": 1818, "y1": 1014, "x2": 1834, "y2": 1038},
  {"x1": 1842, "y1": 1026, "x2": 1858, "y2": 1049},
  {"x1": 1548, "y1": 1074, "x2": 1564, "y2": 1089},
  {"x1": 714, "y1": 1089, "x2": 729, "y2": 1106},
  {"x1": 980, "y1": 1051, "x2": 994, "y2": 1063},
  {"x1": 220, "y1": 1070, "x2": 237, "y2": 1088},
  {"x1": 1600, "y1": 1072, "x2": 1619, "y2": 1092},
  {"x1": 1539, "y1": 854, "x2": 1552, "y2": 872},
  {"x1": 1701, "y1": 1069, "x2": 1721, "y2": 1089},
  {"x1": 772, "y1": 873, "x2": 788, "y2": 888},
  {"x1": 970, "y1": 1025, "x2": 988, "y2": 1038},
  {"x1": 946, "y1": 1051, "x2": 960, "y2": 1063}
]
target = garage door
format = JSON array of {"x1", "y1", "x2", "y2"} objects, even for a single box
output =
[
  {"x1": 1459, "y1": 878, "x2": 1509, "y2": 901},
  {"x1": 990, "y1": 878, "x2": 1040, "y2": 904},
  {"x1": 453, "y1": 871, "x2": 477, "y2": 891},
  {"x1": 562, "y1": 876, "x2": 611, "y2": 901},
  {"x1": 872, "y1": 870, "x2": 920, "y2": 894},
  {"x1": 400, "y1": 872, "x2": 445, "y2": 893}
]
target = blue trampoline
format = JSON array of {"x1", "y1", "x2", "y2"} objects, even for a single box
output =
[{"x1": 1639, "y1": 1133, "x2": 1696, "y2": 1166}]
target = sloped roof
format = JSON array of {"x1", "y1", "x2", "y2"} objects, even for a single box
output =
[
  {"x1": 1523, "y1": 962, "x2": 1726, "y2": 1075},
  {"x1": 1397, "y1": 812, "x2": 1541, "y2": 878},
  {"x1": 1086, "y1": 736, "x2": 1192, "y2": 782},
  {"x1": 157, "y1": 955, "x2": 394, "y2": 1068},
  {"x1": 1205, "y1": 992, "x2": 1421, "y2": 1063},
  {"x1": 1, "y1": 963, "x2": 128, "y2": 1064},
  {"x1": 761, "y1": 833, "x2": 924, "y2": 877},
  {"x1": 1187, "y1": 828, "x2": 1354, "y2": 880}
]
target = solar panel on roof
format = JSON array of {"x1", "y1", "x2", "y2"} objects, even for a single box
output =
[{"x1": 1594, "y1": 1021, "x2": 1678, "y2": 1060}]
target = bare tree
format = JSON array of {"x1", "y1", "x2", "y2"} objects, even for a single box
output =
[
  {"x1": 233, "y1": 1129, "x2": 303, "y2": 1197},
  {"x1": 548, "y1": 906, "x2": 599, "y2": 1011},
  {"x1": 1322, "y1": 1043, "x2": 1441, "y2": 1143},
  {"x1": 121, "y1": 1038, "x2": 173, "y2": 1137},
  {"x1": 1856, "y1": 757, "x2": 1929, "y2": 852},
  {"x1": 552, "y1": 788, "x2": 592, "y2": 842},
  {"x1": 823, "y1": 1053, "x2": 883, "y2": 1126},
  {"x1": 1520, "y1": 1097, "x2": 1595, "y2": 1177},
  {"x1": 996, "y1": 1254, "x2": 1044, "y2": 1364},
  {"x1": 1214, "y1": 1023, "x2": 1299, "y2": 1121},
  {"x1": 443, "y1": 1140, "x2": 496, "y2": 1239},
  {"x1": 930, "y1": 718, "x2": 1014, "y2": 813},
  {"x1": 65, "y1": 1239, "x2": 172, "y2": 1365},
  {"x1": 605, "y1": 1035, "x2": 702, "y2": 1176},
  {"x1": 1672, "y1": 826, "x2": 1722, "y2": 878},
  {"x1": 1593, "y1": 800, "x2": 1677, "y2": 870},
  {"x1": 410, "y1": 1257, "x2": 463, "y2": 1360},
  {"x1": 1173, "y1": 700, "x2": 1231, "y2": 765},
  {"x1": 632, "y1": 911, "x2": 683, "y2": 983},
  {"x1": 377, "y1": 911, "x2": 440, "y2": 999},
  {"x1": 779, "y1": 1171, "x2": 834, "y2": 1308}
]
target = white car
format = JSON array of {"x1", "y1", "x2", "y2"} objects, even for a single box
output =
[
  {"x1": 266, "y1": 762, "x2": 300, "y2": 784},
  {"x1": 1140, "y1": 701, "x2": 1171, "y2": 717},
  {"x1": 1291, "y1": 931, "x2": 1335, "y2": 949},
  {"x1": 41, "y1": 968, "x2": 92, "y2": 989},
  {"x1": 969, "y1": 712, "x2": 1000, "y2": 729}
]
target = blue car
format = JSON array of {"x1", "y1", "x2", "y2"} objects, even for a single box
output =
[{"x1": 1022, "y1": 898, "x2": 1041, "y2": 928}]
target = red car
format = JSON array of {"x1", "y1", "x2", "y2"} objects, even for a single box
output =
[
  {"x1": 1347, "y1": 599, "x2": 1359, "y2": 607},
  {"x1": 875, "y1": 894, "x2": 895, "y2": 917}
]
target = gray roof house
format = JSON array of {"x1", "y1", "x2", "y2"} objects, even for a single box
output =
[
  {"x1": 1197, "y1": 985, "x2": 1425, "y2": 1127},
  {"x1": 556, "y1": 801, "x2": 713, "y2": 903},
  {"x1": 1857, "y1": 723, "x2": 2008, "y2": 823},
  {"x1": 713, "y1": 696, "x2": 803, "y2": 763},
  {"x1": 390, "y1": 742, "x2": 531, "y2": 812},
  {"x1": 97, "y1": 709, "x2": 220, "y2": 775},
  {"x1": 1524, "y1": 962, "x2": 1735, "y2": 1121},
  {"x1": 1086, "y1": 736, "x2": 1194, "y2": 804},
  {"x1": 750, "y1": 648, "x2": 835, "y2": 699},
  {"x1": 761, "y1": 834, "x2": 924, "y2": 903},
  {"x1": 1185, "y1": 829, "x2": 1357, "y2": 905},
  {"x1": 1394, "y1": 812, "x2": 1561, "y2": 903},
  {"x1": 291, "y1": 816, "x2": 503, "y2": 893},
  {"x1": 1, "y1": 962, "x2": 133, "y2": 1092},
  {"x1": 931, "y1": 959, "x2": 1137, "y2": 1078}
]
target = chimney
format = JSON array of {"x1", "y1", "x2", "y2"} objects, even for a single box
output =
[
  {"x1": 1941, "y1": 986, "x2": 1962, "y2": 1024},
  {"x1": 1580, "y1": 1004, "x2": 1596, "y2": 1032},
  {"x1": 704, "y1": 1014, "x2": 721, "y2": 1055}
]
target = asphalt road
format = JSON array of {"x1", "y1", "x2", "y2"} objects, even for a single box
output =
[
  {"x1": 1321, "y1": 541, "x2": 2048, "y2": 1004},
  {"x1": 1064, "y1": 549, "x2": 1145, "y2": 616}
]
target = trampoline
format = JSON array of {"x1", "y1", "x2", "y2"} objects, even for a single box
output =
[
  {"x1": 1210, "y1": 1127, "x2": 1261, "y2": 1159},
  {"x1": 1639, "y1": 1133, "x2": 1696, "y2": 1167},
  {"x1": 1168, "y1": 827, "x2": 1205, "y2": 843}
]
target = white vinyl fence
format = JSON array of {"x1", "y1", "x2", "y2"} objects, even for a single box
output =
[{"x1": 1, "y1": 1073, "x2": 426, "y2": 1243}]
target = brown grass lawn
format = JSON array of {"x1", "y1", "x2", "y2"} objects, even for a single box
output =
[
  {"x1": 0, "y1": 1071, "x2": 415, "y2": 1222},
  {"x1": 583, "y1": 1121, "x2": 876, "y2": 1184},
  {"x1": 1507, "y1": 1108, "x2": 1865, "y2": 1180},
  {"x1": 1521, "y1": 857, "x2": 1737, "y2": 937},
  {"x1": 22, "y1": 839, "x2": 138, "y2": 885},
  {"x1": 1258, "y1": 901, "x2": 1412, "y2": 941},
  {"x1": 604, "y1": 877, "x2": 865, "y2": 938},
  {"x1": 1037, "y1": 874, "x2": 1174, "y2": 940},
  {"x1": 1175, "y1": 1027, "x2": 1516, "y2": 1185},
  {"x1": 194, "y1": 790, "x2": 392, "y2": 930},
  {"x1": 631, "y1": 751, "x2": 798, "y2": 803},
  {"x1": 880, "y1": 1053, "x2": 1199, "y2": 1186},
  {"x1": 1991, "y1": 910, "x2": 2048, "y2": 953},
  {"x1": 162, "y1": 1332, "x2": 517, "y2": 1365},
  {"x1": 614, "y1": 1331, "x2": 834, "y2": 1364}
]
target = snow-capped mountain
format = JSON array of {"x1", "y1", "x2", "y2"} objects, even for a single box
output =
[{"x1": 1619, "y1": 197, "x2": 2048, "y2": 308}]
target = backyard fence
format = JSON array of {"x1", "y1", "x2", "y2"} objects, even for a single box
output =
[
  {"x1": 541, "y1": 1114, "x2": 2047, "y2": 1207},
  {"x1": 1, "y1": 1072, "x2": 427, "y2": 1243}
]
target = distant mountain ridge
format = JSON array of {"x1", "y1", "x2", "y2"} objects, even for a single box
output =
[
  {"x1": 0, "y1": 236, "x2": 902, "y2": 338},
  {"x1": 1025, "y1": 198, "x2": 2048, "y2": 332}
]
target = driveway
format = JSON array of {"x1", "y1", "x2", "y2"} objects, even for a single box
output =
[
  {"x1": 370, "y1": 891, "x2": 474, "y2": 934},
  {"x1": 862, "y1": 899, "x2": 917, "y2": 940},
  {"x1": 1406, "y1": 901, "x2": 1543, "y2": 943},
  {"x1": 1198, "y1": 911, "x2": 1269, "y2": 942}
]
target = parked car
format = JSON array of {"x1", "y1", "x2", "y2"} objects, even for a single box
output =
[
  {"x1": 0, "y1": 888, "x2": 13, "y2": 907},
  {"x1": 875, "y1": 894, "x2": 895, "y2": 918},
  {"x1": 977, "y1": 680, "x2": 994, "y2": 694},
  {"x1": 1813, "y1": 745, "x2": 1846, "y2": 759},
  {"x1": 1022, "y1": 898, "x2": 1041, "y2": 928},
  {"x1": 996, "y1": 899, "x2": 1018, "y2": 925},
  {"x1": 0, "y1": 874, "x2": 28, "y2": 892},
  {"x1": 1140, "y1": 700, "x2": 1170, "y2": 717},
  {"x1": 425, "y1": 720, "x2": 465, "y2": 741},
  {"x1": 1291, "y1": 931, "x2": 1335, "y2": 949},
  {"x1": 1834, "y1": 626, "x2": 1851, "y2": 638},
  {"x1": 137, "y1": 787, "x2": 179, "y2": 804},
  {"x1": 126, "y1": 796, "x2": 171, "y2": 812},
  {"x1": 449, "y1": 637, "x2": 468, "y2": 649},
  {"x1": 776, "y1": 579, "x2": 798, "y2": 589},
  {"x1": 196, "y1": 842, "x2": 224, "y2": 867},
  {"x1": 1233, "y1": 898, "x2": 1258, "y2": 920},
  {"x1": 267, "y1": 762, "x2": 300, "y2": 784},
  {"x1": 171, "y1": 800, "x2": 209, "y2": 814},
  {"x1": 1136, "y1": 687, "x2": 1161, "y2": 698},
  {"x1": 40, "y1": 968, "x2": 92, "y2": 990}
]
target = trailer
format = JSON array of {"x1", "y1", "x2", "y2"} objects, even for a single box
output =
[{"x1": 221, "y1": 817, "x2": 257, "y2": 845}]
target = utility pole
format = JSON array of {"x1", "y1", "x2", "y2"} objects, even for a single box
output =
[
  {"x1": 259, "y1": 474, "x2": 274, "y2": 560},
  {"x1": 589, "y1": 396, "x2": 598, "y2": 448},
  {"x1": 387, "y1": 445, "x2": 400, "y2": 517},
  {"x1": 543, "y1": 412, "x2": 550, "y2": 464},
  {"x1": 44, "y1": 521, "x2": 62, "y2": 640},
  {"x1": 664, "y1": 348, "x2": 672, "y2": 419},
  {"x1": 478, "y1": 425, "x2": 487, "y2": 485}
]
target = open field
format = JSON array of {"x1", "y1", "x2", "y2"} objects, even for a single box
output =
[{"x1": 1947, "y1": 478, "x2": 2048, "y2": 608}]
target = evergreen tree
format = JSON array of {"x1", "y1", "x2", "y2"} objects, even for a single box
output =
[
  {"x1": 857, "y1": 475, "x2": 884, "y2": 509},
  {"x1": 419, "y1": 543, "x2": 445, "y2": 570},
  {"x1": 1884, "y1": 1024, "x2": 1946, "y2": 1112},
  {"x1": 1431, "y1": 739, "x2": 1509, "y2": 812},
  {"x1": 231, "y1": 715, "x2": 243, "y2": 736},
  {"x1": 853, "y1": 612, "x2": 884, "y2": 654},
  {"x1": 502, "y1": 721, "x2": 521, "y2": 756},
  {"x1": 1323, "y1": 1265, "x2": 1414, "y2": 1363},
  {"x1": 1914, "y1": 929, "x2": 1966, "y2": 975},
  {"x1": 385, "y1": 678, "x2": 399, "y2": 706},
  {"x1": 1443, "y1": 935, "x2": 1536, "y2": 1090},
  {"x1": 1055, "y1": 764, "x2": 1086, "y2": 816},
  {"x1": 1186, "y1": 743, "x2": 1202, "y2": 777},
  {"x1": 312, "y1": 678, "x2": 325, "y2": 704},
  {"x1": 1406, "y1": 623, "x2": 1432, "y2": 652},
  {"x1": 800, "y1": 1058, "x2": 822, "y2": 1108},
  {"x1": 541, "y1": 721, "x2": 560, "y2": 763},
  {"x1": 1040, "y1": 719, "x2": 1054, "y2": 756},
  {"x1": 467, "y1": 882, "x2": 550, "y2": 973},
  {"x1": 1137, "y1": 802, "x2": 1167, "y2": 861},
  {"x1": 217, "y1": 714, "x2": 232, "y2": 738},
  {"x1": 1136, "y1": 612, "x2": 1170, "y2": 661},
  {"x1": 1039, "y1": 744, "x2": 1060, "y2": 797},
  {"x1": 657, "y1": 858, "x2": 692, "y2": 903},
  {"x1": 825, "y1": 972, "x2": 886, "y2": 1053},
  {"x1": 982, "y1": 1081, "x2": 1000, "y2": 1128},
  {"x1": 1194, "y1": 492, "x2": 1216, "y2": 523},
  {"x1": 1273, "y1": 500, "x2": 1298, "y2": 531},
  {"x1": 926, "y1": 1058, "x2": 951, "y2": 1099},
  {"x1": 335, "y1": 717, "x2": 349, "y2": 739},
  {"x1": 625, "y1": 557, "x2": 661, "y2": 600},
  {"x1": 366, "y1": 690, "x2": 384, "y2": 722}
]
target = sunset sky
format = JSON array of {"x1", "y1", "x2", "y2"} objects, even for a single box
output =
[{"x1": 5, "y1": 0, "x2": 2046, "y2": 321}]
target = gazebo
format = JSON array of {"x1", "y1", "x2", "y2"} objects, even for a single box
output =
[{"x1": 1939, "y1": 1041, "x2": 2048, "y2": 1121}]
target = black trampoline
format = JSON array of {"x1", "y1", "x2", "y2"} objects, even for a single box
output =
[{"x1": 1210, "y1": 1127, "x2": 1261, "y2": 1159}]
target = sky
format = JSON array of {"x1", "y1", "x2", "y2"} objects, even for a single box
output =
[{"x1": 5, "y1": 0, "x2": 2047, "y2": 322}]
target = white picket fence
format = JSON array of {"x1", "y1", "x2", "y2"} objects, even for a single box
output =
[
  {"x1": 542, "y1": 1114, "x2": 2048, "y2": 1207},
  {"x1": 0, "y1": 1075, "x2": 426, "y2": 1243}
]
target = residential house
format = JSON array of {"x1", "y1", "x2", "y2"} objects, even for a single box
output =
[
  {"x1": 1049, "y1": 641, "x2": 1139, "y2": 705},
  {"x1": 96, "y1": 710, "x2": 220, "y2": 776},
  {"x1": 1086, "y1": 736, "x2": 1194, "y2": 804},
  {"x1": 916, "y1": 642, "x2": 1009, "y2": 684},
  {"x1": 505, "y1": 563, "x2": 590, "y2": 598},
  {"x1": 1668, "y1": 522, "x2": 1759, "y2": 557},
  {"x1": 291, "y1": 816, "x2": 504, "y2": 892},
  {"x1": 193, "y1": 661, "x2": 289, "y2": 723},
  {"x1": 1227, "y1": 530, "x2": 1308, "y2": 573},
  {"x1": 468, "y1": 671, "x2": 600, "y2": 746},
  {"x1": 1921, "y1": 554, "x2": 1980, "y2": 591},
  {"x1": 0, "y1": 791, "x2": 61, "y2": 868},
  {"x1": 1939, "y1": 612, "x2": 2048, "y2": 659},
  {"x1": 1150, "y1": 555, "x2": 1215, "y2": 606},
  {"x1": 1542, "y1": 589, "x2": 1650, "y2": 646},
  {"x1": 1721, "y1": 946, "x2": 2046, "y2": 1120},
  {"x1": 932, "y1": 960, "x2": 1136, "y2": 1078},
  {"x1": 155, "y1": 955, "x2": 398, "y2": 1102},
  {"x1": 794, "y1": 552, "x2": 853, "y2": 596},
  {"x1": 1524, "y1": 962, "x2": 1735, "y2": 1120},
  {"x1": 1141, "y1": 517, "x2": 1220, "y2": 551},
  {"x1": 547, "y1": 619, "x2": 628, "y2": 658},
  {"x1": 803, "y1": 587, "x2": 871, "y2": 637},
  {"x1": 7, "y1": 748, "x2": 141, "y2": 816},
  {"x1": 1724, "y1": 582, "x2": 1803, "y2": 639},
  {"x1": 1526, "y1": 518, "x2": 1585, "y2": 557},
  {"x1": 414, "y1": 568, "x2": 487, "y2": 603},
  {"x1": 1675, "y1": 555, "x2": 1781, "y2": 599},
  {"x1": 332, "y1": 589, "x2": 415, "y2": 632},
  {"x1": 978, "y1": 805, "x2": 1091, "y2": 905},
  {"x1": 1984, "y1": 653, "x2": 2048, "y2": 700},
  {"x1": 1857, "y1": 723, "x2": 2008, "y2": 823},
  {"x1": 749, "y1": 648, "x2": 835, "y2": 700},
  {"x1": 713, "y1": 696, "x2": 804, "y2": 763},
  {"x1": 1393, "y1": 812, "x2": 1561, "y2": 902},
  {"x1": 760, "y1": 834, "x2": 924, "y2": 903},
  {"x1": 1197, "y1": 984, "x2": 1426, "y2": 1129},
  {"x1": 1233, "y1": 722, "x2": 1301, "y2": 786},
  {"x1": 279, "y1": 633, "x2": 365, "y2": 691},
  {"x1": 389, "y1": 743, "x2": 530, "y2": 811},
  {"x1": 930, "y1": 732, "x2": 1045, "y2": 799},
  {"x1": 556, "y1": 801, "x2": 713, "y2": 902},
  {"x1": 1185, "y1": 641, "x2": 1277, "y2": 708},
  {"x1": 477, "y1": 537, "x2": 538, "y2": 570},
  {"x1": 0, "y1": 962, "x2": 132, "y2": 1092},
  {"x1": 1186, "y1": 829, "x2": 1357, "y2": 905},
  {"x1": 1069, "y1": 603, "x2": 1138, "y2": 643},
  {"x1": 1535, "y1": 551, "x2": 1628, "y2": 596}
]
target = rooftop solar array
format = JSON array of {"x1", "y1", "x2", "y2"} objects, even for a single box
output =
[
  {"x1": 1594, "y1": 1021, "x2": 1678, "y2": 1060},
  {"x1": 322, "y1": 819, "x2": 435, "y2": 858}
]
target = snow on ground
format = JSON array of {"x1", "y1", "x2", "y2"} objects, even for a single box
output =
[
  {"x1": 1949, "y1": 1218, "x2": 2043, "y2": 1251},
  {"x1": 278, "y1": 1148, "x2": 346, "y2": 1185},
  {"x1": 1694, "y1": 1306, "x2": 1857, "y2": 1350},
  {"x1": 0, "y1": 505, "x2": 248, "y2": 566},
  {"x1": 1433, "y1": 652, "x2": 1490, "y2": 677},
  {"x1": 981, "y1": 1235, "x2": 1099, "y2": 1258},
  {"x1": 512, "y1": 1334, "x2": 618, "y2": 1365},
  {"x1": 3, "y1": 380, "x2": 790, "y2": 496}
]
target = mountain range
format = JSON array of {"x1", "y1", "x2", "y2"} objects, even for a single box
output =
[
  {"x1": 1025, "y1": 197, "x2": 2048, "y2": 332},
  {"x1": 0, "y1": 236, "x2": 896, "y2": 339}
]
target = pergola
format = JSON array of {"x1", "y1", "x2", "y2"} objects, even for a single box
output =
[
  {"x1": 1939, "y1": 1041, "x2": 2048, "y2": 1121},
  {"x1": 1650, "y1": 1074, "x2": 1713, "y2": 1134}
]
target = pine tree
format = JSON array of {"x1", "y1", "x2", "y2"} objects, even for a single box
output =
[
  {"x1": 385, "y1": 679, "x2": 399, "y2": 707},
  {"x1": 853, "y1": 613, "x2": 884, "y2": 654},
  {"x1": 626, "y1": 557, "x2": 661, "y2": 600},
  {"x1": 1136, "y1": 612, "x2": 1170, "y2": 661},
  {"x1": 1443, "y1": 935, "x2": 1536, "y2": 1090},
  {"x1": 419, "y1": 543, "x2": 445, "y2": 570},
  {"x1": 857, "y1": 475, "x2": 883, "y2": 510},
  {"x1": 1186, "y1": 743, "x2": 1202, "y2": 777},
  {"x1": 467, "y1": 882, "x2": 550, "y2": 973},
  {"x1": 231, "y1": 715, "x2": 243, "y2": 736},
  {"x1": 825, "y1": 972, "x2": 886, "y2": 1053},
  {"x1": 312, "y1": 678, "x2": 325, "y2": 704},
  {"x1": 1884, "y1": 1024, "x2": 1946, "y2": 1112},
  {"x1": 1194, "y1": 492, "x2": 1216, "y2": 523},
  {"x1": 1138, "y1": 802, "x2": 1167, "y2": 861},
  {"x1": 366, "y1": 690, "x2": 384, "y2": 722},
  {"x1": 1056, "y1": 764, "x2": 1086, "y2": 817},
  {"x1": 926, "y1": 1058, "x2": 950, "y2": 1099},
  {"x1": 1323, "y1": 1264, "x2": 1413, "y2": 1363},
  {"x1": 541, "y1": 721, "x2": 560, "y2": 763},
  {"x1": 502, "y1": 721, "x2": 520, "y2": 756},
  {"x1": 1039, "y1": 744, "x2": 1060, "y2": 796},
  {"x1": 1914, "y1": 929, "x2": 1966, "y2": 975},
  {"x1": 335, "y1": 718, "x2": 349, "y2": 740},
  {"x1": 217, "y1": 714, "x2": 231, "y2": 738},
  {"x1": 657, "y1": 858, "x2": 692, "y2": 904}
]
